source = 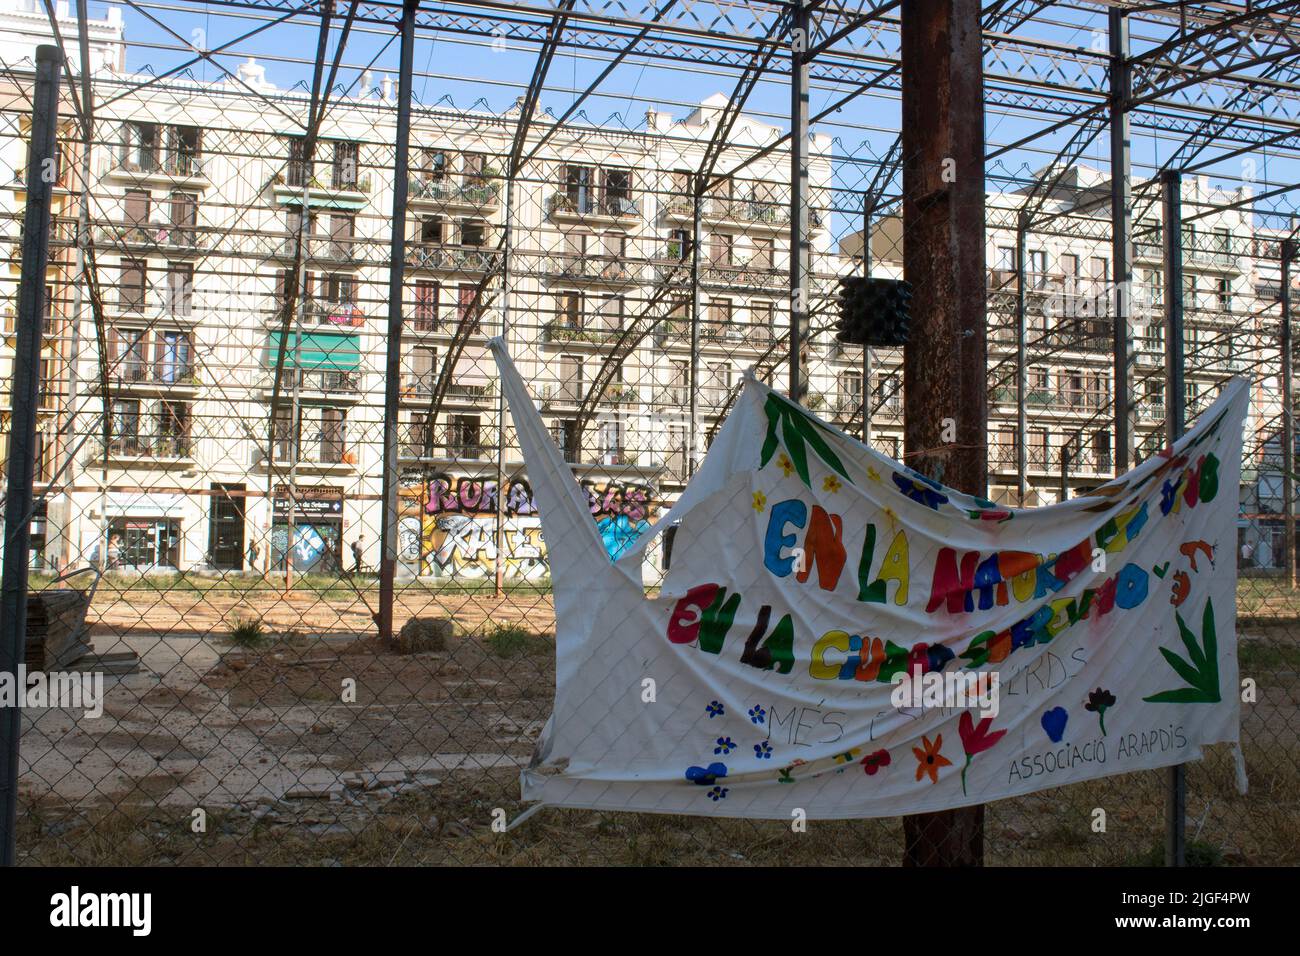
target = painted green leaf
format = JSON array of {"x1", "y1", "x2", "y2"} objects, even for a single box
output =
[
  {"x1": 760, "y1": 390, "x2": 855, "y2": 489},
  {"x1": 1143, "y1": 597, "x2": 1221, "y2": 705},
  {"x1": 781, "y1": 411, "x2": 811, "y2": 486}
]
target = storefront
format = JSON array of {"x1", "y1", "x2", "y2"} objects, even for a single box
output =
[
  {"x1": 271, "y1": 485, "x2": 344, "y2": 574},
  {"x1": 100, "y1": 492, "x2": 187, "y2": 571}
]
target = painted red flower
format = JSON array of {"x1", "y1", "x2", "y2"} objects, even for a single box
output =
[
  {"x1": 860, "y1": 749, "x2": 891, "y2": 776},
  {"x1": 957, "y1": 711, "x2": 1007, "y2": 796}
]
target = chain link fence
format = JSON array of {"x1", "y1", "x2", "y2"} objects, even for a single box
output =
[{"x1": 0, "y1": 0, "x2": 1297, "y2": 865}]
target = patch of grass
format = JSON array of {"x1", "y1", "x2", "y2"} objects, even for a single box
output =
[
  {"x1": 227, "y1": 617, "x2": 268, "y2": 648},
  {"x1": 484, "y1": 623, "x2": 551, "y2": 658}
]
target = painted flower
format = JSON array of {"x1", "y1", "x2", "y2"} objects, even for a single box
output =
[
  {"x1": 913, "y1": 733, "x2": 951, "y2": 785},
  {"x1": 1085, "y1": 688, "x2": 1117, "y2": 735},
  {"x1": 867, "y1": 466, "x2": 882, "y2": 483},
  {"x1": 707, "y1": 786, "x2": 728, "y2": 801},
  {"x1": 714, "y1": 736, "x2": 736, "y2": 755},
  {"x1": 832, "y1": 748, "x2": 861, "y2": 764},
  {"x1": 754, "y1": 741, "x2": 773, "y2": 760},
  {"x1": 752, "y1": 491, "x2": 767, "y2": 512},
  {"x1": 777, "y1": 768, "x2": 794, "y2": 784},
  {"x1": 957, "y1": 712, "x2": 1007, "y2": 796},
  {"x1": 822, "y1": 474, "x2": 842, "y2": 493},
  {"x1": 748, "y1": 705, "x2": 766, "y2": 725},
  {"x1": 777, "y1": 452, "x2": 795, "y2": 478},
  {"x1": 860, "y1": 749, "x2": 891, "y2": 776},
  {"x1": 706, "y1": 700, "x2": 725, "y2": 718}
]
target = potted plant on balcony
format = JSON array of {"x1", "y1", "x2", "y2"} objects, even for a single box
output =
[{"x1": 549, "y1": 191, "x2": 576, "y2": 214}]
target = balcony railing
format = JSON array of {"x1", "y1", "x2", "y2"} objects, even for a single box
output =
[
  {"x1": 542, "y1": 320, "x2": 619, "y2": 344},
  {"x1": 109, "y1": 155, "x2": 207, "y2": 180},
  {"x1": 405, "y1": 243, "x2": 493, "y2": 273},
  {"x1": 554, "y1": 254, "x2": 640, "y2": 282},
  {"x1": 264, "y1": 368, "x2": 361, "y2": 394},
  {"x1": 97, "y1": 221, "x2": 206, "y2": 251},
  {"x1": 408, "y1": 176, "x2": 500, "y2": 206},
  {"x1": 100, "y1": 435, "x2": 194, "y2": 460},
  {"x1": 547, "y1": 192, "x2": 640, "y2": 219},
  {"x1": 109, "y1": 365, "x2": 199, "y2": 388}
]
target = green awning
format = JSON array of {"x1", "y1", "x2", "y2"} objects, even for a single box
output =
[{"x1": 266, "y1": 330, "x2": 361, "y2": 372}]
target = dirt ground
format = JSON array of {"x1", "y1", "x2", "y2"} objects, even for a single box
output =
[{"x1": 13, "y1": 577, "x2": 1300, "y2": 865}]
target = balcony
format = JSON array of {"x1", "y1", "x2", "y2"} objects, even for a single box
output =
[
  {"x1": 405, "y1": 243, "x2": 493, "y2": 274},
  {"x1": 260, "y1": 367, "x2": 362, "y2": 399},
  {"x1": 104, "y1": 365, "x2": 200, "y2": 394},
  {"x1": 264, "y1": 446, "x2": 358, "y2": 472},
  {"x1": 274, "y1": 235, "x2": 363, "y2": 265},
  {"x1": 96, "y1": 221, "x2": 206, "y2": 255},
  {"x1": 546, "y1": 192, "x2": 640, "y2": 225},
  {"x1": 699, "y1": 262, "x2": 785, "y2": 291},
  {"x1": 550, "y1": 254, "x2": 642, "y2": 284},
  {"x1": 93, "y1": 435, "x2": 194, "y2": 464},
  {"x1": 663, "y1": 195, "x2": 814, "y2": 233},
  {"x1": 541, "y1": 320, "x2": 619, "y2": 345},
  {"x1": 271, "y1": 171, "x2": 372, "y2": 207},
  {"x1": 408, "y1": 176, "x2": 501, "y2": 212},
  {"x1": 104, "y1": 155, "x2": 210, "y2": 191}
]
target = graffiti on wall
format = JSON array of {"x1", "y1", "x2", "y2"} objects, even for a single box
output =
[{"x1": 398, "y1": 474, "x2": 658, "y2": 576}]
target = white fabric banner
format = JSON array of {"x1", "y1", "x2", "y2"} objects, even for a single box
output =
[{"x1": 492, "y1": 339, "x2": 1248, "y2": 820}]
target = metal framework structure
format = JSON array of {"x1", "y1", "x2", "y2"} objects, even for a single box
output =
[{"x1": 1, "y1": 0, "x2": 1299, "y2": 865}]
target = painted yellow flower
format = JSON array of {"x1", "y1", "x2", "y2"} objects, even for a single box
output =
[
  {"x1": 867, "y1": 466, "x2": 881, "y2": 483},
  {"x1": 752, "y1": 492, "x2": 767, "y2": 512},
  {"x1": 822, "y1": 475, "x2": 842, "y2": 493},
  {"x1": 776, "y1": 453, "x2": 795, "y2": 478}
]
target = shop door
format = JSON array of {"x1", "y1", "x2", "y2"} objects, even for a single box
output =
[{"x1": 208, "y1": 483, "x2": 246, "y2": 569}]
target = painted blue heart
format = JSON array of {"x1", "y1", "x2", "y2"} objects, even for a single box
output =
[
  {"x1": 685, "y1": 762, "x2": 728, "y2": 786},
  {"x1": 1041, "y1": 707, "x2": 1068, "y2": 743}
]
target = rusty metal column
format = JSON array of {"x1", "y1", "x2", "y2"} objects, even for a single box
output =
[
  {"x1": 789, "y1": 0, "x2": 811, "y2": 402},
  {"x1": 1282, "y1": 239, "x2": 1296, "y2": 590},
  {"x1": 1, "y1": 44, "x2": 62, "y2": 868},
  {"x1": 1110, "y1": 8, "x2": 1135, "y2": 474},
  {"x1": 378, "y1": 0, "x2": 417, "y2": 642},
  {"x1": 1015, "y1": 215, "x2": 1028, "y2": 506},
  {"x1": 900, "y1": 0, "x2": 988, "y2": 867}
]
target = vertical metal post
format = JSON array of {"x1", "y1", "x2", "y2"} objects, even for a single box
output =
[
  {"x1": 1059, "y1": 435, "x2": 1071, "y2": 502},
  {"x1": 861, "y1": 205, "x2": 873, "y2": 444},
  {"x1": 1282, "y1": 239, "x2": 1296, "y2": 589},
  {"x1": 1161, "y1": 167, "x2": 1186, "y2": 868},
  {"x1": 900, "y1": 0, "x2": 987, "y2": 867},
  {"x1": 378, "y1": 0, "x2": 416, "y2": 639},
  {"x1": 1, "y1": 44, "x2": 62, "y2": 868},
  {"x1": 1109, "y1": 8, "x2": 1134, "y2": 475},
  {"x1": 688, "y1": 190, "x2": 702, "y2": 476},
  {"x1": 789, "y1": 0, "x2": 811, "y2": 402},
  {"x1": 1015, "y1": 216, "x2": 1028, "y2": 506},
  {"x1": 494, "y1": 176, "x2": 516, "y2": 596}
]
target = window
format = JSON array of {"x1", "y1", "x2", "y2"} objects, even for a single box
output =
[
  {"x1": 594, "y1": 295, "x2": 623, "y2": 331},
  {"x1": 419, "y1": 215, "x2": 443, "y2": 245},
  {"x1": 111, "y1": 398, "x2": 141, "y2": 453},
  {"x1": 449, "y1": 414, "x2": 482, "y2": 459},
  {"x1": 557, "y1": 291, "x2": 581, "y2": 328},
  {"x1": 121, "y1": 121, "x2": 160, "y2": 172},
  {"x1": 551, "y1": 419, "x2": 578, "y2": 461},
  {"x1": 124, "y1": 189, "x2": 150, "y2": 227},
  {"x1": 166, "y1": 125, "x2": 202, "y2": 175},
  {"x1": 114, "y1": 327, "x2": 147, "y2": 382},
  {"x1": 460, "y1": 219, "x2": 487, "y2": 247},
  {"x1": 325, "y1": 274, "x2": 355, "y2": 308},
  {"x1": 1028, "y1": 250, "x2": 1048, "y2": 287},
  {"x1": 1216, "y1": 277, "x2": 1232, "y2": 313},
  {"x1": 603, "y1": 167, "x2": 633, "y2": 214},
  {"x1": 557, "y1": 354, "x2": 583, "y2": 402},
  {"x1": 597, "y1": 420, "x2": 623, "y2": 463},
  {"x1": 330, "y1": 214, "x2": 355, "y2": 258},
  {"x1": 1029, "y1": 429, "x2": 1049, "y2": 468},
  {"x1": 565, "y1": 164, "x2": 594, "y2": 213},
  {"x1": 703, "y1": 362, "x2": 729, "y2": 407},
  {"x1": 1064, "y1": 369, "x2": 1083, "y2": 407},
  {"x1": 286, "y1": 136, "x2": 311, "y2": 188},
  {"x1": 709, "y1": 233, "x2": 734, "y2": 267},
  {"x1": 751, "y1": 237, "x2": 774, "y2": 270},
  {"x1": 668, "y1": 228, "x2": 689, "y2": 261},
  {"x1": 332, "y1": 141, "x2": 359, "y2": 189},
  {"x1": 169, "y1": 192, "x2": 198, "y2": 245},
  {"x1": 417, "y1": 149, "x2": 447, "y2": 181},
  {"x1": 996, "y1": 246, "x2": 1015, "y2": 272},
  {"x1": 1093, "y1": 430, "x2": 1112, "y2": 470},
  {"x1": 321, "y1": 408, "x2": 347, "y2": 462},
  {"x1": 413, "y1": 280, "x2": 439, "y2": 331},
  {"x1": 457, "y1": 284, "x2": 481, "y2": 331},
  {"x1": 120, "y1": 259, "x2": 146, "y2": 313},
  {"x1": 602, "y1": 232, "x2": 626, "y2": 259},
  {"x1": 839, "y1": 370, "x2": 862, "y2": 410},
  {"x1": 158, "y1": 401, "x2": 190, "y2": 456},
  {"x1": 273, "y1": 407, "x2": 295, "y2": 461},
  {"x1": 165, "y1": 263, "x2": 193, "y2": 316},
  {"x1": 751, "y1": 301, "x2": 774, "y2": 341},
  {"x1": 709, "y1": 298, "x2": 733, "y2": 339},
  {"x1": 158, "y1": 330, "x2": 192, "y2": 383},
  {"x1": 409, "y1": 347, "x2": 436, "y2": 396},
  {"x1": 669, "y1": 359, "x2": 689, "y2": 405}
]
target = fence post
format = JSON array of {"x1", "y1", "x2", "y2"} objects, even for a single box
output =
[
  {"x1": 1109, "y1": 8, "x2": 1134, "y2": 474},
  {"x1": 1161, "y1": 167, "x2": 1187, "y2": 867},
  {"x1": 1015, "y1": 214, "x2": 1028, "y2": 504},
  {"x1": 0, "y1": 44, "x2": 63, "y2": 867},
  {"x1": 789, "y1": 0, "x2": 811, "y2": 403},
  {"x1": 378, "y1": 0, "x2": 417, "y2": 638},
  {"x1": 1282, "y1": 238, "x2": 1296, "y2": 589}
]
